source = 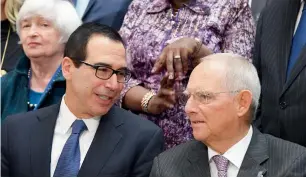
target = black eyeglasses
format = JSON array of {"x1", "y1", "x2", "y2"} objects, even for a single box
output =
[{"x1": 79, "y1": 61, "x2": 131, "y2": 83}]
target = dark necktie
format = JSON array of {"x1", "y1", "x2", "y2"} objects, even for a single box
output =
[
  {"x1": 286, "y1": 3, "x2": 306, "y2": 78},
  {"x1": 53, "y1": 120, "x2": 87, "y2": 177}
]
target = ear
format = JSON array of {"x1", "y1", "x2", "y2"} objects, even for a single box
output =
[
  {"x1": 62, "y1": 57, "x2": 74, "y2": 80},
  {"x1": 235, "y1": 90, "x2": 252, "y2": 118}
]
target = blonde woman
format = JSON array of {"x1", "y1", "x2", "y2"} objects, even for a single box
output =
[{"x1": 1, "y1": 0, "x2": 24, "y2": 75}]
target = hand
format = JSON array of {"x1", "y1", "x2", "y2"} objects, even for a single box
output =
[
  {"x1": 147, "y1": 75, "x2": 176, "y2": 115},
  {"x1": 151, "y1": 37, "x2": 201, "y2": 80}
]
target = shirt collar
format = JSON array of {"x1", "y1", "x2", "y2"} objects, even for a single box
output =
[
  {"x1": 208, "y1": 127, "x2": 253, "y2": 169},
  {"x1": 57, "y1": 96, "x2": 100, "y2": 134},
  {"x1": 146, "y1": 0, "x2": 211, "y2": 15}
]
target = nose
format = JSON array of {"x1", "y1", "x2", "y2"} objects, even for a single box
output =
[
  {"x1": 28, "y1": 25, "x2": 39, "y2": 37},
  {"x1": 105, "y1": 74, "x2": 120, "y2": 91},
  {"x1": 185, "y1": 97, "x2": 198, "y2": 114}
]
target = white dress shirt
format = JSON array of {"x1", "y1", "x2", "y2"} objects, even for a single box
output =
[
  {"x1": 294, "y1": 0, "x2": 305, "y2": 34},
  {"x1": 208, "y1": 127, "x2": 253, "y2": 177},
  {"x1": 50, "y1": 97, "x2": 100, "y2": 176},
  {"x1": 248, "y1": 0, "x2": 252, "y2": 7}
]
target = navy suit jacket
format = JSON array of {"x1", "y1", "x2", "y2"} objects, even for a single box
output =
[
  {"x1": 82, "y1": 0, "x2": 133, "y2": 31},
  {"x1": 1, "y1": 103, "x2": 164, "y2": 176}
]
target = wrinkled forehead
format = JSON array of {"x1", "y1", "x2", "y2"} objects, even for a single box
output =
[{"x1": 187, "y1": 63, "x2": 226, "y2": 92}]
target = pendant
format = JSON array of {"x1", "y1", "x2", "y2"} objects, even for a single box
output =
[{"x1": 1, "y1": 70, "x2": 7, "y2": 76}]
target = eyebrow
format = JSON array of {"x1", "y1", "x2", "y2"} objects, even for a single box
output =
[
  {"x1": 92, "y1": 62, "x2": 128, "y2": 70},
  {"x1": 21, "y1": 19, "x2": 29, "y2": 23}
]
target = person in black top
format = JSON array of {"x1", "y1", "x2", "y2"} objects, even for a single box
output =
[{"x1": 1, "y1": 0, "x2": 24, "y2": 75}]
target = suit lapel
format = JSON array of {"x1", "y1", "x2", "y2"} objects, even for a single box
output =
[
  {"x1": 278, "y1": 0, "x2": 301, "y2": 86},
  {"x1": 183, "y1": 141, "x2": 211, "y2": 177},
  {"x1": 78, "y1": 107, "x2": 123, "y2": 177},
  {"x1": 238, "y1": 155, "x2": 267, "y2": 177},
  {"x1": 30, "y1": 104, "x2": 60, "y2": 177},
  {"x1": 238, "y1": 127, "x2": 269, "y2": 177},
  {"x1": 282, "y1": 46, "x2": 306, "y2": 95}
]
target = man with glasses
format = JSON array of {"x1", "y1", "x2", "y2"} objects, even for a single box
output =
[
  {"x1": 150, "y1": 53, "x2": 306, "y2": 177},
  {"x1": 1, "y1": 23, "x2": 164, "y2": 177}
]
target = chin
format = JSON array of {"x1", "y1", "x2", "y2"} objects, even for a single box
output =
[
  {"x1": 91, "y1": 105, "x2": 113, "y2": 116},
  {"x1": 26, "y1": 52, "x2": 45, "y2": 59},
  {"x1": 192, "y1": 130, "x2": 208, "y2": 142}
]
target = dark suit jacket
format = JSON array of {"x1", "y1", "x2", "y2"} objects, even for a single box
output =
[
  {"x1": 250, "y1": 0, "x2": 271, "y2": 23},
  {"x1": 1, "y1": 103, "x2": 164, "y2": 177},
  {"x1": 150, "y1": 127, "x2": 306, "y2": 177},
  {"x1": 82, "y1": 0, "x2": 133, "y2": 31},
  {"x1": 253, "y1": 0, "x2": 306, "y2": 147}
]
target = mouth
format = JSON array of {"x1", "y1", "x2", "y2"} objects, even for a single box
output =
[
  {"x1": 99, "y1": 95, "x2": 112, "y2": 100},
  {"x1": 191, "y1": 121, "x2": 205, "y2": 124},
  {"x1": 96, "y1": 94, "x2": 114, "y2": 102},
  {"x1": 28, "y1": 42, "x2": 40, "y2": 47}
]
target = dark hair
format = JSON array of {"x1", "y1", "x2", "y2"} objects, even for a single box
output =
[{"x1": 64, "y1": 22, "x2": 125, "y2": 67}]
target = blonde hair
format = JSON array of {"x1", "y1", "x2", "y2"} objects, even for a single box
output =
[{"x1": 4, "y1": 0, "x2": 24, "y2": 31}]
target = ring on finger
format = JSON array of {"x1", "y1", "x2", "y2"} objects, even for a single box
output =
[{"x1": 173, "y1": 55, "x2": 181, "y2": 59}]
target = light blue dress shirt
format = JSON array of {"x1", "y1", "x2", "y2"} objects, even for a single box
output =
[{"x1": 75, "y1": 0, "x2": 90, "y2": 18}]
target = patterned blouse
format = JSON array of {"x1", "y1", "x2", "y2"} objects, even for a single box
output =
[{"x1": 119, "y1": 0, "x2": 255, "y2": 149}]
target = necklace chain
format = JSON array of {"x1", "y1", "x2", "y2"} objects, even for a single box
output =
[{"x1": 1, "y1": 26, "x2": 11, "y2": 76}]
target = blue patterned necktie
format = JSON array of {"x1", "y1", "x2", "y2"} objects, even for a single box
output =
[
  {"x1": 286, "y1": 3, "x2": 306, "y2": 78},
  {"x1": 53, "y1": 120, "x2": 87, "y2": 177}
]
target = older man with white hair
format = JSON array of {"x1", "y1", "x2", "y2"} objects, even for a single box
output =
[{"x1": 150, "y1": 53, "x2": 306, "y2": 177}]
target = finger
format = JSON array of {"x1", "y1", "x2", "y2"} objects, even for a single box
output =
[
  {"x1": 152, "y1": 50, "x2": 167, "y2": 73},
  {"x1": 166, "y1": 51, "x2": 174, "y2": 79},
  {"x1": 161, "y1": 99, "x2": 175, "y2": 109},
  {"x1": 160, "y1": 74, "x2": 169, "y2": 88},
  {"x1": 158, "y1": 88, "x2": 175, "y2": 97},
  {"x1": 173, "y1": 48, "x2": 183, "y2": 79},
  {"x1": 166, "y1": 94, "x2": 176, "y2": 104},
  {"x1": 181, "y1": 49, "x2": 189, "y2": 75},
  {"x1": 166, "y1": 76, "x2": 175, "y2": 88}
]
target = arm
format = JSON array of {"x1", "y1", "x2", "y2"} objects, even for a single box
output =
[
  {"x1": 221, "y1": 0, "x2": 256, "y2": 60},
  {"x1": 119, "y1": 78, "x2": 147, "y2": 111},
  {"x1": 130, "y1": 129, "x2": 164, "y2": 176},
  {"x1": 150, "y1": 157, "x2": 161, "y2": 177},
  {"x1": 118, "y1": 0, "x2": 152, "y2": 111}
]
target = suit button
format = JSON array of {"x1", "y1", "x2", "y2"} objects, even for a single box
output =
[{"x1": 279, "y1": 101, "x2": 287, "y2": 109}]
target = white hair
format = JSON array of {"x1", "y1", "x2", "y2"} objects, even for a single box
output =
[
  {"x1": 16, "y1": 0, "x2": 82, "y2": 43},
  {"x1": 204, "y1": 53, "x2": 261, "y2": 120}
]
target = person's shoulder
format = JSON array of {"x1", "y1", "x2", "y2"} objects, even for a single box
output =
[
  {"x1": 264, "y1": 133, "x2": 306, "y2": 159},
  {"x1": 110, "y1": 106, "x2": 161, "y2": 132},
  {"x1": 1, "y1": 70, "x2": 18, "y2": 85},
  {"x1": 157, "y1": 140, "x2": 199, "y2": 161},
  {"x1": 3, "y1": 104, "x2": 59, "y2": 128},
  {"x1": 128, "y1": 0, "x2": 152, "y2": 10}
]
